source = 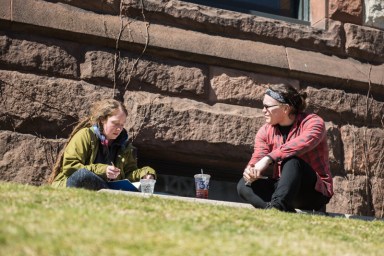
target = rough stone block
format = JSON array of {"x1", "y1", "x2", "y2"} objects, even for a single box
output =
[
  {"x1": 325, "y1": 122, "x2": 344, "y2": 176},
  {"x1": 0, "y1": 70, "x2": 114, "y2": 138},
  {"x1": 371, "y1": 177, "x2": 384, "y2": 218},
  {"x1": 305, "y1": 86, "x2": 384, "y2": 127},
  {"x1": 209, "y1": 66, "x2": 299, "y2": 106},
  {"x1": 344, "y1": 23, "x2": 384, "y2": 63},
  {"x1": 328, "y1": 175, "x2": 374, "y2": 216},
  {"x1": 124, "y1": 91, "x2": 265, "y2": 171},
  {"x1": 341, "y1": 125, "x2": 384, "y2": 176},
  {"x1": 328, "y1": 0, "x2": 363, "y2": 24},
  {"x1": 0, "y1": 32, "x2": 80, "y2": 78},
  {"x1": 0, "y1": 131, "x2": 65, "y2": 186},
  {"x1": 80, "y1": 50, "x2": 208, "y2": 97},
  {"x1": 364, "y1": 0, "x2": 384, "y2": 29}
]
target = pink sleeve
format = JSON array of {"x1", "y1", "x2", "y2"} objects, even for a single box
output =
[{"x1": 248, "y1": 124, "x2": 271, "y2": 165}]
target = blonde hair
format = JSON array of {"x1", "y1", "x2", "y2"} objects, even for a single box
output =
[{"x1": 47, "y1": 99, "x2": 128, "y2": 183}]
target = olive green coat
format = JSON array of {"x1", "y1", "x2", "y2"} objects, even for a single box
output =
[{"x1": 51, "y1": 128, "x2": 156, "y2": 188}]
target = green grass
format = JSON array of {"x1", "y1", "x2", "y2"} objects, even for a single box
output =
[{"x1": 1, "y1": 182, "x2": 383, "y2": 256}]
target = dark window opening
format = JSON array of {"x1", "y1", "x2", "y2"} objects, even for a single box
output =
[{"x1": 184, "y1": 0, "x2": 310, "y2": 24}]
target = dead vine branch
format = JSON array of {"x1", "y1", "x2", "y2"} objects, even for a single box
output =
[{"x1": 124, "y1": 0, "x2": 150, "y2": 91}]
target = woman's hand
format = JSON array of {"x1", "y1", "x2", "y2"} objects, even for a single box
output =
[
  {"x1": 243, "y1": 165, "x2": 256, "y2": 184},
  {"x1": 106, "y1": 165, "x2": 120, "y2": 180},
  {"x1": 243, "y1": 156, "x2": 272, "y2": 185}
]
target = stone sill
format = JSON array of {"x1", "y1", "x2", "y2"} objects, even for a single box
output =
[{"x1": 0, "y1": 0, "x2": 383, "y2": 95}]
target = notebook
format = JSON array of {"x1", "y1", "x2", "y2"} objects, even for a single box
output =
[{"x1": 107, "y1": 179, "x2": 140, "y2": 192}]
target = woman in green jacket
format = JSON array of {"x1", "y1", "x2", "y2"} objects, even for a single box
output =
[{"x1": 49, "y1": 99, "x2": 156, "y2": 190}]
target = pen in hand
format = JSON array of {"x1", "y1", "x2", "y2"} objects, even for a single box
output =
[{"x1": 108, "y1": 161, "x2": 119, "y2": 180}]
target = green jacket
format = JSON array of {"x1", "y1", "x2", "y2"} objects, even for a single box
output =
[{"x1": 51, "y1": 127, "x2": 156, "y2": 188}]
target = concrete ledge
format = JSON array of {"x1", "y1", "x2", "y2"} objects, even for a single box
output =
[{"x1": 100, "y1": 189, "x2": 383, "y2": 221}]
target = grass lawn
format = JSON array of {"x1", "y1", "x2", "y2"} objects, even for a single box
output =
[{"x1": 0, "y1": 181, "x2": 383, "y2": 256}]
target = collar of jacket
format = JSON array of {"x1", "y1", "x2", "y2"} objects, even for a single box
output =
[{"x1": 90, "y1": 125, "x2": 129, "y2": 148}]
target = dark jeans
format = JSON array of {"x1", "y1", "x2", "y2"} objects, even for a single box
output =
[
  {"x1": 237, "y1": 157, "x2": 330, "y2": 212},
  {"x1": 67, "y1": 168, "x2": 108, "y2": 191}
]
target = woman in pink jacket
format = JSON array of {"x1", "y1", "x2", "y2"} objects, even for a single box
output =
[{"x1": 237, "y1": 83, "x2": 333, "y2": 212}]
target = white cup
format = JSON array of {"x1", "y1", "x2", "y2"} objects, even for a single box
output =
[{"x1": 140, "y1": 179, "x2": 156, "y2": 194}]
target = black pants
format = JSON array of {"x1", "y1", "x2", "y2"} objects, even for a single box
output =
[{"x1": 237, "y1": 157, "x2": 330, "y2": 212}]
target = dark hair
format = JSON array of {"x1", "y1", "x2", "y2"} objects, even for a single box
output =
[
  {"x1": 268, "y1": 83, "x2": 307, "y2": 115},
  {"x1": 47, "y1": 99, "x2": 128, "y2": 183}
]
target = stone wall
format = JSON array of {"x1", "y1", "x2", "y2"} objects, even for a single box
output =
[{"x1": 0, "y1": 0, "x2": 383, "y2": 217}]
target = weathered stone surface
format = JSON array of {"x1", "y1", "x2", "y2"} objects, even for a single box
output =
[
  {"x1": 305, "y1": 86, "x2": 384, "y2": 127},
  {"x1": 371, "y1": 177, "x2": 384, "y2": 218},
  {"x1": 0, "y1": 32, "x2": 80, "y2": 78},
  {"x1": 310, "y1": 0, "x2": 327, "y2": 29},
  {"x1": 9, "y1": 0, "x2": 290, "y2": 75},
  {"x1": 0, "y1": 0, "x2": 11, "y2": 21},
  {"x1": 0, "y1": 70, "x2": 114, "y2": 138},
  {"x1": 80, "y1": 50, "x2": 208, "y2": 97},
  {"x1": 328, "y1": 0, "x2": 363, "y2": 24},
  {"x1": 11, "y1": 0, "x2": 122, "y2": 45},
  {"x1": 124, "y1": 91, "x2": 263, "y2": 171},
  {"x1": 328, "y1": 175, "x2": 375, "y2": 217},
  {"x1": 45, "y1": 0, "x2": 121, "y2": 15},
  {"x1": 341, "y1": 125, "x2": 384, "y2": 176},
  {"x1": 123, "y1": 0, "x2": 344, "y2": 54},
  {"x1": 325, "y1": 123, "x2": 344, "y2": 176},
  {"x1": 364, "y1": 0, "x2": 384, "y2": 29},
  {"x1": 7, "y1": 0, "x2": 380, "y2": 88},
  {"x1": 344, "y1": 23, "x2": 384, "y2": 63},
  {"x1": 209, "y1": 66, "x2": 299, "y2": 106},
  {"x1": 0, "y1": 131, "x2": 65, "y2": 186},
  {"x1": 287, "y1": 47, "x2": 384, "y2": 92},
  {"x1": 146, "y1": 24, "x2": 290, "y2": 72}
]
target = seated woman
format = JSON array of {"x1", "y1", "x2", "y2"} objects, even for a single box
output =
[
  {"x1": 49, "y1": 99, "x2": 156, "y2": 190},
  {"x1": 237, "y1": 83, "x2": 333, "y2": 212}
]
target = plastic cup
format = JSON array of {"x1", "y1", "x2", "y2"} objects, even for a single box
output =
[
  {"x1": 194, "y1": 174, "x2": 210, "y2": 199},
  {"x1": 140, "y1": 179, "x2": 156, "y2": 194}
]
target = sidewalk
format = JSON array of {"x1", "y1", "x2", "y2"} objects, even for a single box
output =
[{"x1": 100, "y1": 189, "x2": 382, "y2": 222}]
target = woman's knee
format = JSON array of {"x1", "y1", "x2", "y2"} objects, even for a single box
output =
[
  {"x1": 281, "y1": 157, "x2": 308, "y2": 175},
  {"x1": 67, "y1": 168, "x2": 93, "y2": 187}
]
